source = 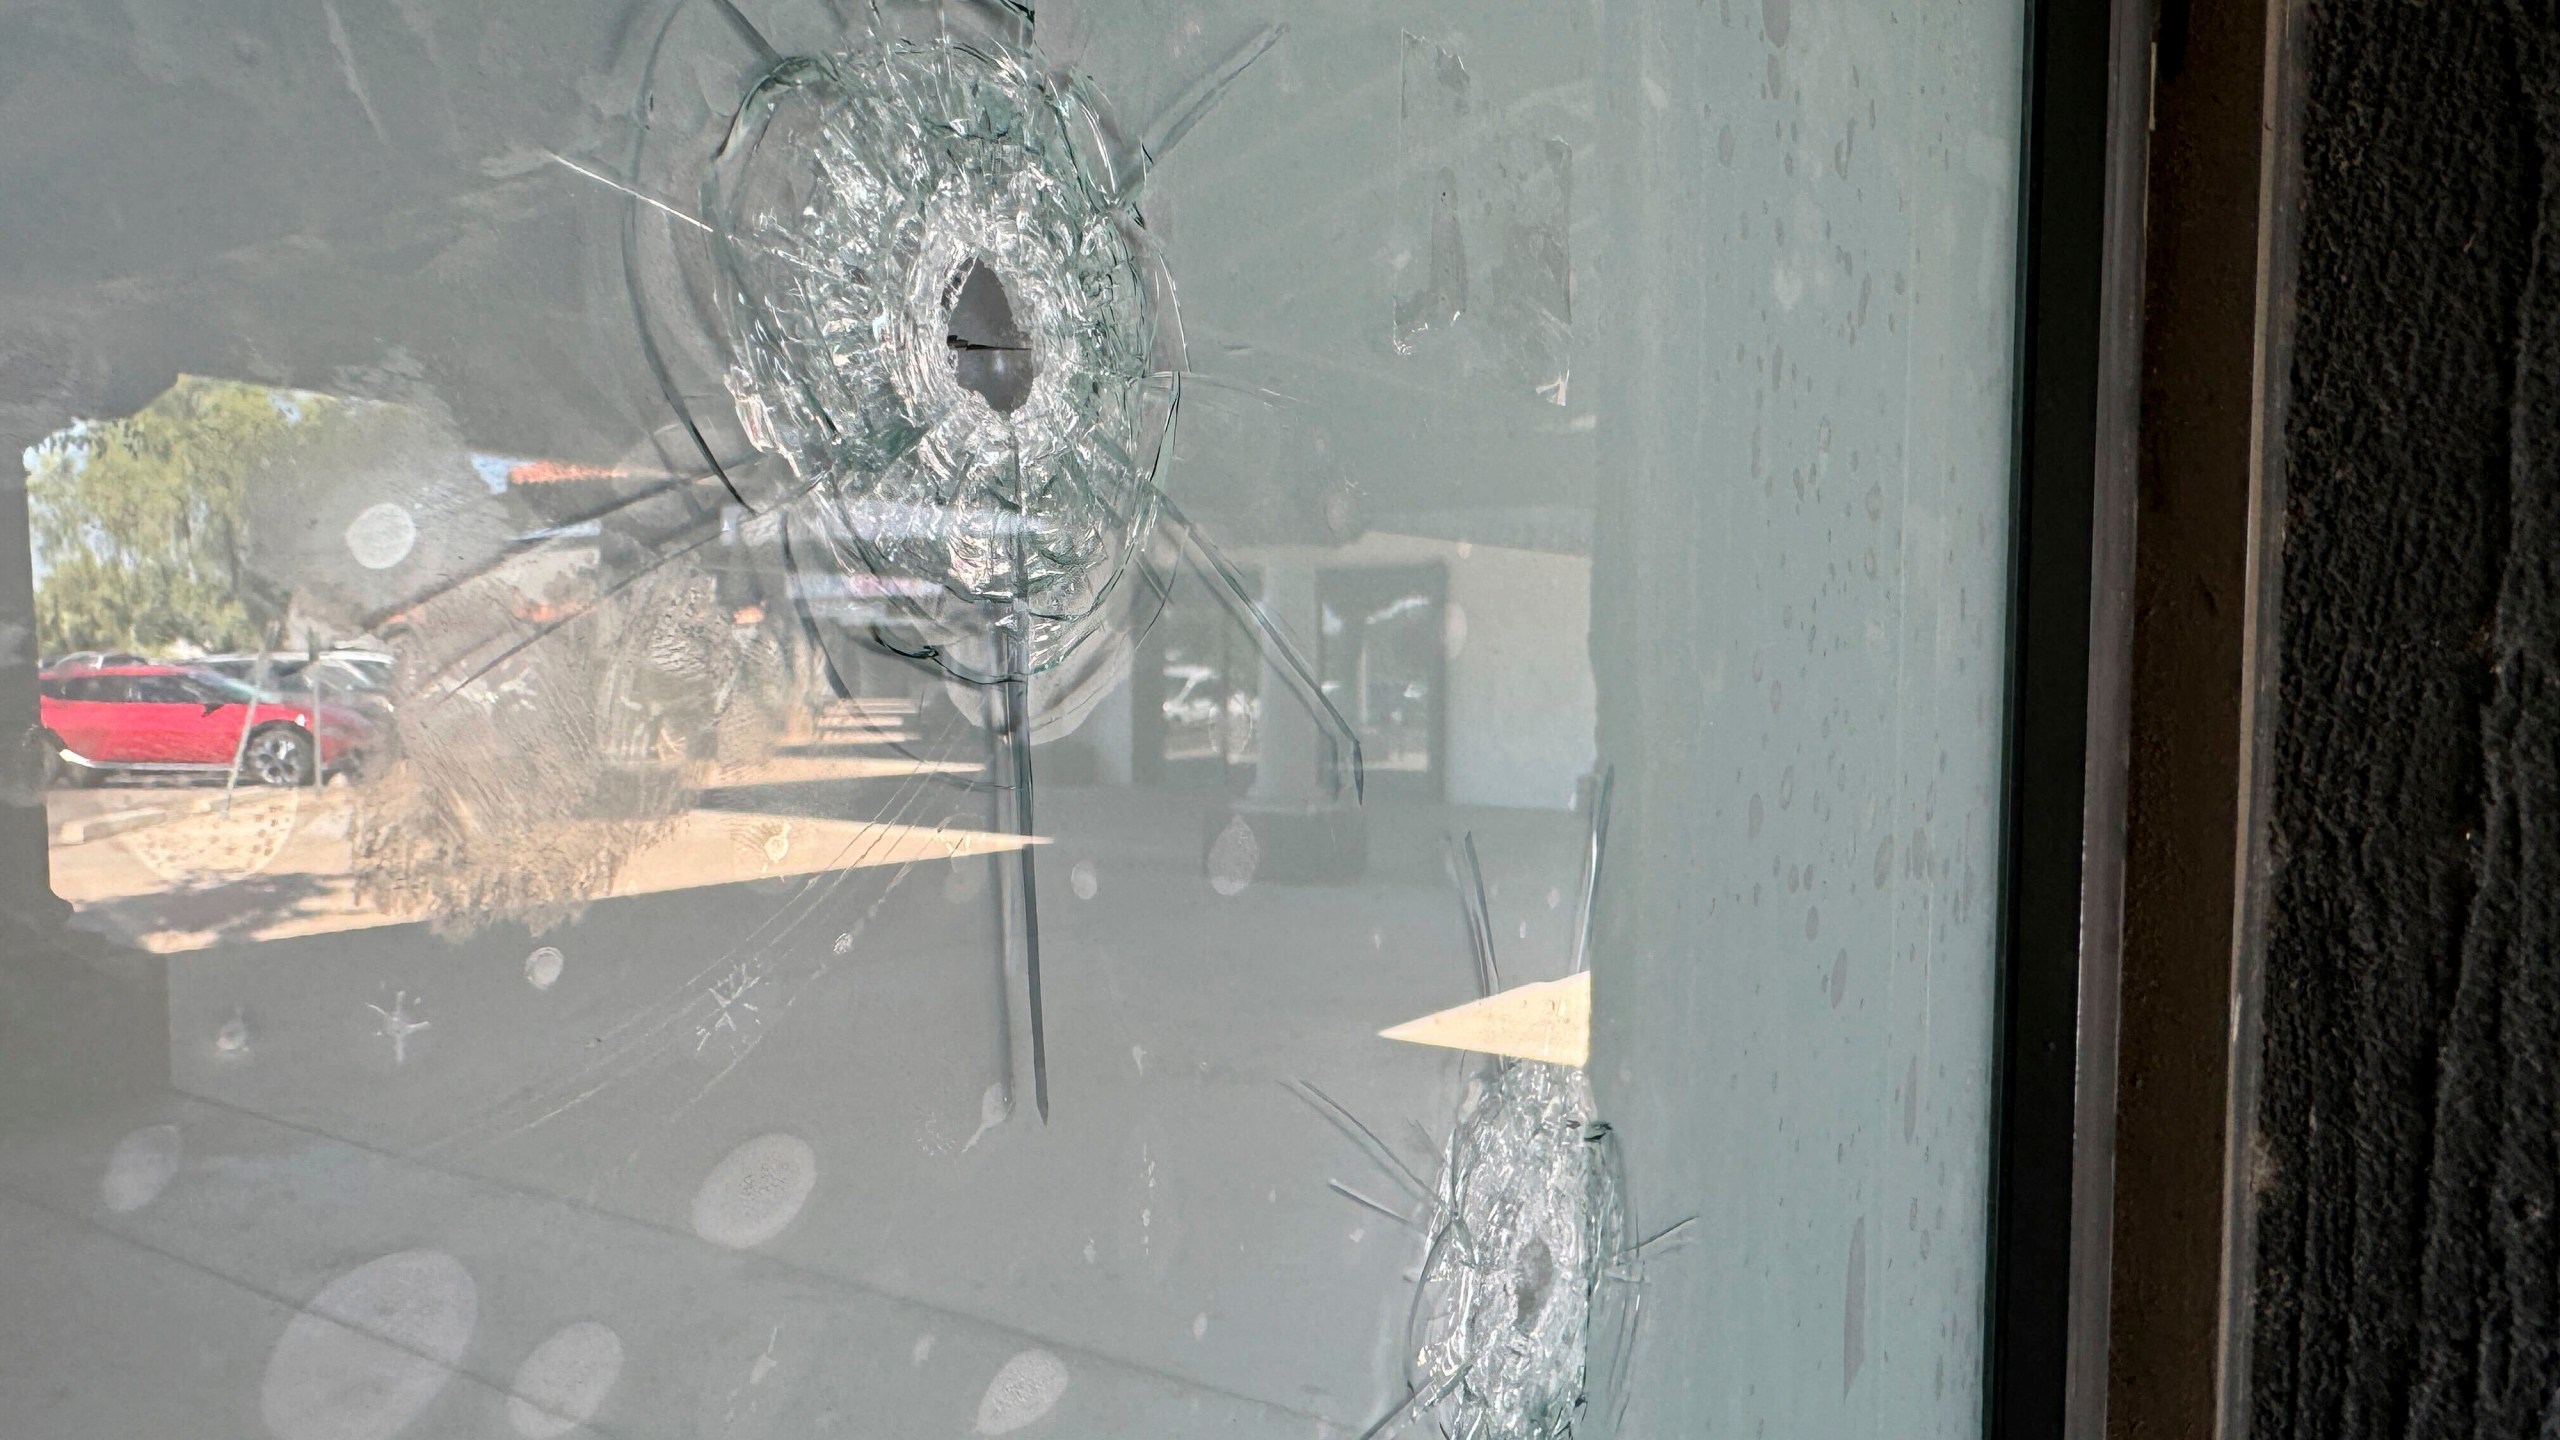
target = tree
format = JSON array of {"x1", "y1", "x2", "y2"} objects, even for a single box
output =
[{"x1": 27, "y1": 376, "x2": 354, "y2": 659}]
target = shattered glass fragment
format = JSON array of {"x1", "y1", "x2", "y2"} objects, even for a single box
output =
[
  {"x1": 1400, "y1": 1060, "x2": 1633, "y2": 1440},
  {"x1": 1314, "y1": 772, "x2": 1668, "y2": 1440},
  {"x1": 704, "y1": 28, "x2": 1176, "y2": 684},
  {"x1": 593, "y1": 0, "x2": 1365, "y2": 1121}
]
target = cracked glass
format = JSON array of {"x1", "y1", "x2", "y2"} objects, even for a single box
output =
[{"x1": 0, "y1": 1, "x2": 2028, "y2": 1436}]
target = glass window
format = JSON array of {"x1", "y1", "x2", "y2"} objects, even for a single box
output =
[
  {"x1": 124, "y1": 676, "x2": 201, "y2": 705},
  {"x1": 0, "y1": 3, "x2": 2031, "y2": 1437},
  {"x1": 187, "y1": 673, "x2": 269, "y2": 705},
  {"x1": 1317, "y1": 565, "x2": 1447, "y2": 798}
]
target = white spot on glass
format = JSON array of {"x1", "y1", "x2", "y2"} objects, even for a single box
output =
[
  {"x1": 343, "y1": 502, "x2": 418, "y2": 570},
  {"x1": 974, "y1": 1350, "x2": 1069, "y2": 1435},
  {"x1": 506, "y1": 1321, "x2": 623, "y2": 1439},
  {"x1": 261, "y1": 1250, "x2": 477, "y2": 1440},
  {"x1": 1207, "y1": 817, "x2": 1259, "y2": 897},
  {"x1": 691, "y1": 1133, "x2": 818, "y2": 1249},
  {"x1": 962, "y1": 1082, "x2": 1011, "y2": 1153},
  {"x1": 99, "y1": 1124, "x2": 181, "y2": 1214}
]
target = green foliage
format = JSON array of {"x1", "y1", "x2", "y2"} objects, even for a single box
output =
[{"x1": 28, "y1": 376, "x2": 352, "y2": 659}]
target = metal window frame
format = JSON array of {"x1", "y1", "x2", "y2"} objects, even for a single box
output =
[{"x1": 1983, "y1": 0, "x2": 2155, "y2": 1435}]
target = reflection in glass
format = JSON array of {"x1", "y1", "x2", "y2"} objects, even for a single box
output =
[
  {"x1": 0, "y1": 0, "x2": 2029, "y2": 1436},
  {"x1": 1320, "y1": 564, "x2": 1447, "y2": 795}
]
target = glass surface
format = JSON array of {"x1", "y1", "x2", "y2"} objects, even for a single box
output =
[{"x1": 0, "y1": 2, "x2": 2026, "y2": 1436}]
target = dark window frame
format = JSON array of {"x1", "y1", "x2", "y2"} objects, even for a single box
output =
[{"x1": 1983, "y1": 0, "x2": 2152, "y2": 1435}]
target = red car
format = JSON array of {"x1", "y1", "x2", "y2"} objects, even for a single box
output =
[{"x1": 37, "y1": 665, "x2": 372, "y2": 787}]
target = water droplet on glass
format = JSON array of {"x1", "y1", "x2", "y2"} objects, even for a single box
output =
[
  {"x1": 215, "y1": 1009, "x2": 251, "y2": 1056},
  {"x1": 911, "y1": 1334, "x2": 936, "y2": 1368},
  {"x1": 1070, "y1": 859, "x2": 1099, "y2": 900},
  {"x1": 524, "y1": 946, "x2": 565, "y2": 991}
]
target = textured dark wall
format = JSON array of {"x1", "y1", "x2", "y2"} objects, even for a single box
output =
[{"x1": 2252, "y1": 3, "x2": 2560, "y2": 1437}]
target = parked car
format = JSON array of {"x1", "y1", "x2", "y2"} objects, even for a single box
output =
[
  {"x1": 37, "y1": 665, "x2": 374, "y2": 786},
  {"x1": 199, "y1": 651, "x2": 394, "y2": 697},
  {"x1": 316, "y1": 650, "x2": 396, "y2": 691},
  {"x1": 43, "y1": 650, "x2": 150, "y2": 673}
]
